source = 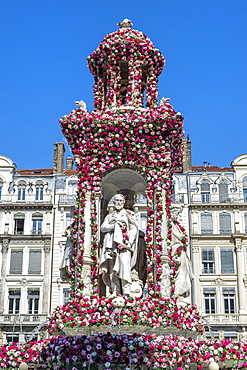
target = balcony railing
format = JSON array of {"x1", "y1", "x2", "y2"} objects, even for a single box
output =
[
  {"x1": 190, "y1": 193, "x2": 247, "y2": 204},
  {"x1": 206, "y1": 313, "x2": 240, "y2": 324},
  {"x1": 0, "y1": 314, "x2": 47, "y2": 324}
]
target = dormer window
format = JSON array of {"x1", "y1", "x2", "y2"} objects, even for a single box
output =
[
  {"x1": 17, "y1": 181, "x2": 27, "y2": 201},
  {"x1": 243, "y1": 176, "x2": 247, "y2": 203},
  {"x1": 201, "y1": 180, "x2": 210, "y2": 203}
]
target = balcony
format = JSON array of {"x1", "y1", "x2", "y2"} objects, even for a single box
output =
[
  {"x1": 190, "y1": 193, "x2": 246, "y2": 204},
  {"x1": 206, "y1": 313, "x2": 240, "y2": 324},
  {"x1": 0, "y1": 314, "x2": 47, "y2": 325}
]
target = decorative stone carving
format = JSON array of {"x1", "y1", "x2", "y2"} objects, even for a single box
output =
[
  {"x1": 81, "y1": 263, "x2": 92, "y2": 297},
  {"x1": 44, "y1": 240, "x2": 51, "y2": 253},
  {"x1": 75, "y1": 100, "x2": 87, "y2": 111},
  {"x1": 1, "y1": 238, "x2": 9, "y2": 253},
  {"x1": 60, "y1": 237, "x2": 73, "y2": 282},
  {"x1": 160, "y1": 97, "x2": 170, "y2": 105},
  {"x1": 239, "y1": 327, "x2": 247, "y2": 342}
]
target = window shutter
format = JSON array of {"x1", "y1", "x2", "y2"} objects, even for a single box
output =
[
  {"x1": 221, "y1": 249, "x2": 234, "y2": 273},
  {"x1": 28, "y1": 251, "x2": 41, "y2": 274},
  {"x1": 201, "y1": 213, "x2": 213, "y2": 234},
  {"x1": 219, "y1": 181, "x2": 228, "y2": 202},
  {"x1": 201, "y1": 180, "x2": 210, "y2": 192},
  {"x1": 10, "y1": 251, "x2": 23, "y2": 274},
  {"x1": 219, "y1": 212, "x2": 231, "y2": 234},
  {"x1": 245, "y1": 213, "x2": 247, "y2": 233}
]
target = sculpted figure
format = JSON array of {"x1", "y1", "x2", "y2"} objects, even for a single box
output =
[
  {"x1": 99, "y1": 194, "x2": 139, "y2": 295},
  {"x1": 170, "y1": 206, "x2": 193, "y2": 299},
  {"x1": 60, "y1": 230, "x2": 73, "y2": 281}
]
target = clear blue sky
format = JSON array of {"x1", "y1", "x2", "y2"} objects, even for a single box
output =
[{"x1": 1, "y1": 0, "x2": 246, "y2": 170}]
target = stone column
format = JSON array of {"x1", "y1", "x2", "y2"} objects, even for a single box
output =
[
  {"x1": 81, "y1": 191, "x2": 93, "y2": 297},
  {"x1": 192, "y1": 240, "x2": 201, "y2": 307},
  {"x1": 42, "y1": 240, "x2": 51, "y2": 314},
  {"x1": 234, "y1": 237, "x2": 246, "y2": 316},
  {"x1": 160, "y1": 189, "x2": 170, "y2": 297},
  {"x1": 0, "y1": 238, "x2": 9, "y2": 313}
]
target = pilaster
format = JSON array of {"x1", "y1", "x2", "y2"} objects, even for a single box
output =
[{"x1": 0, "y1": 238, "x2": 9, "y2": 313}]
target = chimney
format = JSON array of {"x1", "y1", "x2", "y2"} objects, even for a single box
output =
[
  {"x1": 53, "y1": 142, "x2": 65, "y2": 174},
  {"x1": 66, "y1": 156, "x2": 74, "y2": 170},
  {"x1": 182, "y1": 135, "x2": 192, "y2": 173}
]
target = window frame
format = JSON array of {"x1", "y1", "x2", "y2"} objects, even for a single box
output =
[{"x1": 201, "y1": 249, "x2": 215, "y2": 274}]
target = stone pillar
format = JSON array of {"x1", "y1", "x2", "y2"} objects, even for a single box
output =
[
  {"x1": 160, "y1": 189, "x2": 170, "y2": 297},
  {"x1": 42, "y1": 240, "x2": 51, "y2": 314},
  {"x1": 234, "y1": 237, "x2": 246, "y2": 316},
  {"x1": 0, "y1": 238, "x2": 9, "y2": 313},
  {"x1": 66, "y1": 156, "x2": 74, "y2": 170},
  {"x1": 81, "y1": 192, "x2": 93, "y2": 297},
  {"x1": 192, "y1": 240, "x2": 201, "y2": 307}
]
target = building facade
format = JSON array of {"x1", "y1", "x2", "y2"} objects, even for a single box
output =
[
  {"x1": 0, "y1": 143, "x2": 75, "y2": 343},
  {"x1": 0, "y1": 140, "x2": 247, "y2": 342}
]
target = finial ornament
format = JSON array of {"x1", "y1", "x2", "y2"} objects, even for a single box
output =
[
  {"x1": 160, "y1": 97, "x2": 170, "y2": 105},
  {"x1": 75, "y1": 100, "x2": 87, "y2": 111},
  {"x1": 118, "y1": 19, "x2": 133, "y2": 29}
]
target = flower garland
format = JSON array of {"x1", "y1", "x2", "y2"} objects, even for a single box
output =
[{"x1": 48, "y1": 296, "x2": 204, "y2": 334}]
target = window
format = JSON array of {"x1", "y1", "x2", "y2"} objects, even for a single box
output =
[
  {"x1": 8, "y1": 290, "x2": 21, "y2": 314},
  {"x1": 220, "y1": 249, "x2": 234, "y2": 273},
  {"x1": 140, "y1": 212, "x2": 147, "y2": 234},
  {"x1": 35, "y1": 185, "x2": 44, "y2": 200},
  {"x1": 201, "y1": 212, "x2": 213, "y2": 234},
  {"x1": 201, "y1": 180, "x2": 210, "y2": 203},
  {"x1": 68, "y1": 180, "x2": 77, "y2": 195},
  {"x1": 202, "y1": 249, "x2": 215, "y2": 274},
  {"x1": 245, "y1": 213, "x2": 247, "y2": 234},
  {"x1": 223, "y1": 288, "x2": 236, "y2": 314},
  {"x1": 28, "y1": 250, "x2": 41, "y2": 274},
  {"x1": 63, "y1": 288, "x2": 70, "y2": 305},
  {"x1": 0, "y1": 179, "x2": 3, "y2": 200},
  {"x1": 27, "y1": 290, "x2": 39, "y2": 314},
  {"x1": 219, "y1": 212, "x2": 231, "y2": 234},
  {"x1": 32, "y1": 215, "x2": 43, "y2": 235},
  {"x1": 14, "y1": 213, "x2": 25, "y2": 235},
  {"x1": 6, "y1": 335, "x2": 19, "y2": 343},
  {"x1": 17, "y1": 183, "x2": 26, "y2": 200},
  {"x1": 243, "y1": 177, "x2": 247, "y2": 203},
  {"x1": 9, "y1": 250, "x2": 23, "y2": 274},
  {"x1": 219, "y1": 180, "x2": 228, "y2": 203},
  {"x1": 203, "y1": 288, "x2": 216, "y2": 314}
]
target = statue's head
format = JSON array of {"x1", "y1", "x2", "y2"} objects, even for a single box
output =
[{"x1": 112, "y1": 194, "x2": 125, "y2": 211}]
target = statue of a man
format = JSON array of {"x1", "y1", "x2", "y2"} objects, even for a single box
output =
[
  {"x1": 99, "y1": 194, "x2": 139, "y2": 295},
  {"x1": 170, "y1": 205, "x2": 193, "y2": 299}
]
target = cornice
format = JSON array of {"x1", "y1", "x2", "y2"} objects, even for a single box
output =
[{"x1": 0, "y1": 202, "x2": 53, "y2": 211}]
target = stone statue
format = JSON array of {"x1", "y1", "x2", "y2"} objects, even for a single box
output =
[
  {"x1": 239, "y1": 327, "x2": 247, "y2": 342},
  {"x1": 99, "y1": 194, "x2": 139, "y2": 296},
  {"x1": 75, "y1": 100, "x2": 87, "y2": 110},
  {"x1": 60, "y1": 232, "x2": 73, "y2": 281},
  {"x1": 170, "y1": 205, "x2": 193, "y2": 299}
]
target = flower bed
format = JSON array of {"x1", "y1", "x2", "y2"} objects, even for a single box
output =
[
  {"x1": 47, "y1": 296, "x2": 204, "y2": 335},
  {"x1": 2, "y1": 334, "x2": 247, "y2": 370}
]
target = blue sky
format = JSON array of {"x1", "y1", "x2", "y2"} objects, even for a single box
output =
[{"x1": 0, "y1": 0, "x2": 246, "y2": 170}]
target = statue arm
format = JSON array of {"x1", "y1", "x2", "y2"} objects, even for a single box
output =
[{"x1": 101, "y1": 214, "x2": 115, "y2": 233}]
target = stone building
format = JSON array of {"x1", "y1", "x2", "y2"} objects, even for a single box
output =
[
  {"x1": 173, "y1": 149, "x2": 247, "y2": 340},
  {"x1": 0, "y1": 143, "x2": 76, "y2": 343}
]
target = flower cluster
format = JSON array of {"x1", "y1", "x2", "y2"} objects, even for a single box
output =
[
  {"x1": 3, "y1": 335, "x2": 247, "y2": 370},
  {"x1": 47, "y1": 296, "x2": 204, "y2": 334}
]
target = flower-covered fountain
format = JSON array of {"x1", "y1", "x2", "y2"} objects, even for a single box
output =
[{"x1": 48, "y1": 19, "x2": 205, "y2": 368}]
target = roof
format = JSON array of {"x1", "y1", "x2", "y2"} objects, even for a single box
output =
[
  {"x1": 191, "y1": 166, "x2": 232, "y2": 172},
  {"x1": 16, "y1": 168, "x2": 54, "y2": 176}
]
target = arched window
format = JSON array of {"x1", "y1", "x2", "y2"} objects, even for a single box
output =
[
  {"x1": 201, "y1": 212, "x2": 213, "y2": 234},
  {"x1": 219, "y1": 212, "x2": 231, "y2": 234},
  {"x1": 219, "y1": 180, "x2": 228, "y2": 203},
  {"x1": 35, "y1": 181, "x2": 44, "y2": 201},
  {"x1": 244, "y1": 213, "x2": 247, "y2": 234},
  {"x1": 243, "y1": 176, "x2": 247, "y2": 203},
  {"x1": 17, "y1": 181, "x2": 27, "y2": 201},
  {"x1": 201, "y1": 180, "x2": 210, "y2": 203}
]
